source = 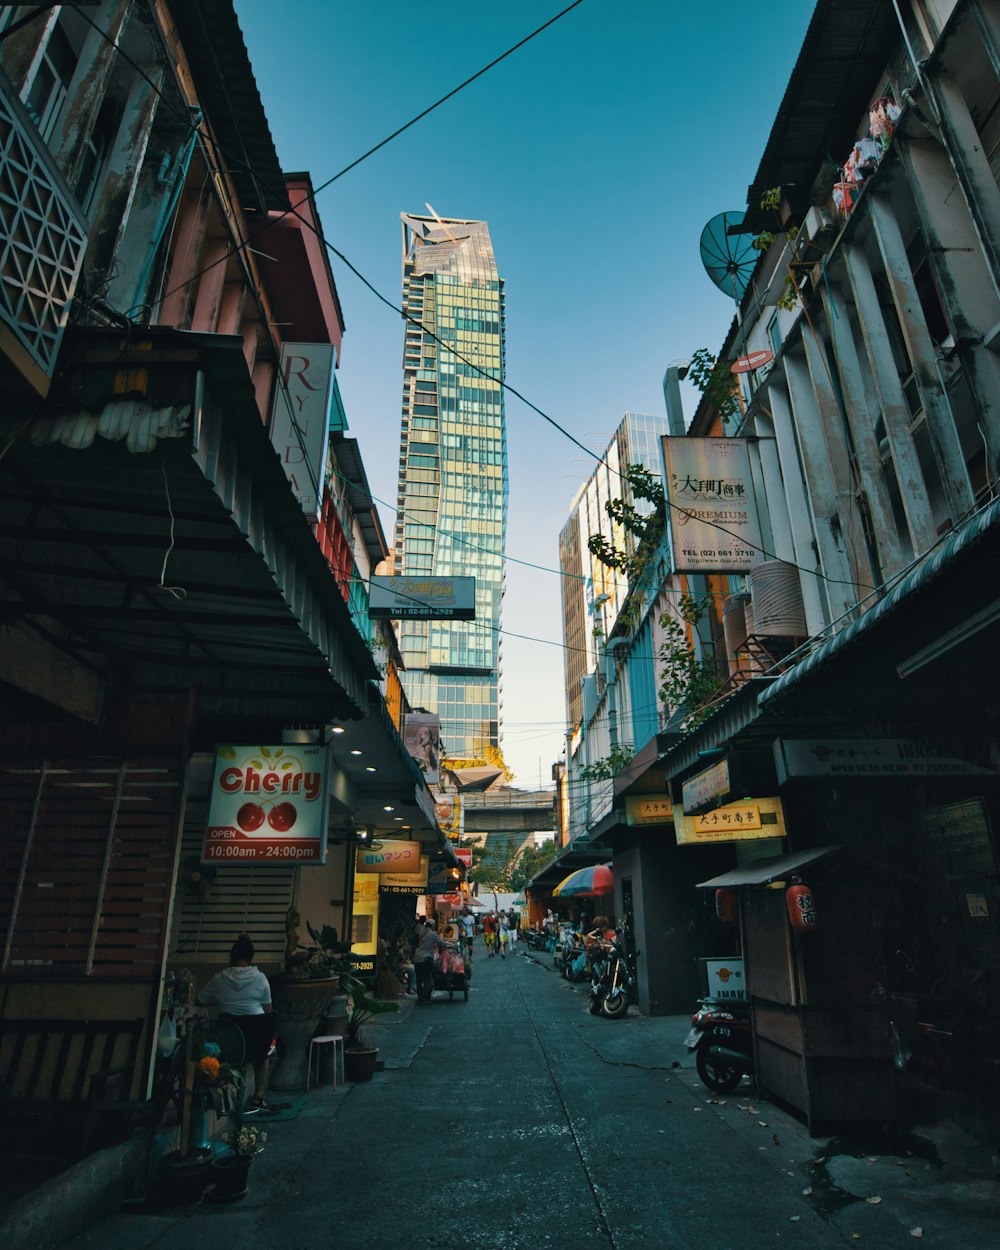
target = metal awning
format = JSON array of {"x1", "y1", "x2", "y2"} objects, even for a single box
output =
[
  {"x1": 0, "y1": 329, "x2": 375, "y2": 724},
  {"x1": 697, "y1": 846, "x2": 842, "y2": 889},
  {"x1": 759, "y1": 497, "x2": 1000, "y2": 710}
]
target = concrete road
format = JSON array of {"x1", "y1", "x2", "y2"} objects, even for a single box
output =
[{"x1": 61, "y1": 945, "x2": 999, "y2": 1250}]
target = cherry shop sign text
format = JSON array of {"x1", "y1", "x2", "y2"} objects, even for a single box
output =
[{"x1": 219, "y1": 764, "x2": 323, "y2": 802}]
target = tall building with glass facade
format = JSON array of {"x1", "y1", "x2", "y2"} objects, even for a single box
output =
[
  {"x1": 392, "y1": 213, "x2": 507, "y2": 759},
  {"x1": 559, "y1": 412, "x2": 671, "y2": 728}
]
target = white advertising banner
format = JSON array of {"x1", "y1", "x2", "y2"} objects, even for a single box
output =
[
  {"x1": 661, "y1": 437, "x2": 763, "y2": 572},
  {"x1": 203, "y1": 743, "x2": 329, "y2": 864},
  {"x1": 270, "y1": 342, "x2": 336, "y2": 517}
]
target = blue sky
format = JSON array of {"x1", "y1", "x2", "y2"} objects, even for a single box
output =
[{"x1": 233, "y1": 0, "x2": 815, "y2": 787}]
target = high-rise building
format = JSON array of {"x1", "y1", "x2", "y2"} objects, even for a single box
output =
[
  {"x1": 559, "y1": 412, "x2": 671, "y2": 728},
  {"x1": 392, "y1": 213, "x2": 507, "y2": 760}
]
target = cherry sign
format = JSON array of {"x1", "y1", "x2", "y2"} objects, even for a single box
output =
[{"x1": 203, "y1": 744, "x2": 330, "y2": 864}]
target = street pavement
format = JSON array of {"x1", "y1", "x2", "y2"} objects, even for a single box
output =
[{"x1": 61, "y1": 941, "x2": 999, "y2": 1250}]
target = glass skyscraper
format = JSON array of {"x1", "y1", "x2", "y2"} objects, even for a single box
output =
[{"x1": 392, "y1": 213, "x2": 507, "y2": 760}]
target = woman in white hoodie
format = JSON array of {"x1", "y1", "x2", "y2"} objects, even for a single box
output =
[{"x1": 197, "y1": 934, "x2": 273, "y2": 1110}]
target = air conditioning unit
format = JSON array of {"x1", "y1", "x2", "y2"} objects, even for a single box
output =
[{"x1": 794, "y1": 206, "x2": 837, "y2": 260}]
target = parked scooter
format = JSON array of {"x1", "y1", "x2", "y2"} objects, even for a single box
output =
[
  {"x1": 557, "y1": 931, "x2": 590, "y2": 981},
  {"x1": 685, "y1": 997, "x2": 754, "y2": 1092},
  {"x1": 588, "y1": 929, "x2": 637, "y2": 1019}
]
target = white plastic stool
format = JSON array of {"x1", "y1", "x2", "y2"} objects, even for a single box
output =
[{"x1": 307, "y1": 1033, "x2": 344, "y2": 1090}]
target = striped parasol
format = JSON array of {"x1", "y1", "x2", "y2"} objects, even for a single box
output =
[{"x1": 552, "y1": 863, "x2": 614, "y2": 897}]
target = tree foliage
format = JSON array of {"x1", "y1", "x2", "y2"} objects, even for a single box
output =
[
  {"x1": 658, "y1": 595, "x2": 723, "y2": 729},
  {"x1": 587, "y1": 463, "x2": 666, "y2": 580}
]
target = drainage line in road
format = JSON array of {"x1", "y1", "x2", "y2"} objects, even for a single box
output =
[{"x1": 509, "y1": 961, "x2": 619, "y2": 1250}]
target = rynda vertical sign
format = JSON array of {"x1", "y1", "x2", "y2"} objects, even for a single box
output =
[
  {"x1": 269, "y1": 343, "x2": 336, "y2": 518},
  {"x1": 661, "y1": 437, "x2": 764, "y2": 573}
]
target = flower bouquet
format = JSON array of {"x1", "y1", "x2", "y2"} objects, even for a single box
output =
[{"x1": 222, "y1": 1123, "x2": 267, "y2": 1157}]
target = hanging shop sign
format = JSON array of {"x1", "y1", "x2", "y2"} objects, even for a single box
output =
[
  {"x1": 454, "y1": 847, "x2": 474, "y2": 867},
  {"x1": 437, "y1": 893, "x2": 464, "y2": 909},
  {"x1": 426, "y1": 860, "x2": 463, "y2": 895},
  {"x1": 433, "y1": 789, "x2": 463, "y2": 840},
  {"x1": 682, "y1": 757, "x2": 732, "y2": 815},
  {"x1": 369, "y1": 575, "x2": 476, "y2": 620},
  {"x1": 731, "y1": 350, "x2": 773, "y2": 375},
  {"x1": 661, "y1": 436, "x2": 764, "y2": 573},
  {"x1": 625, "y1": 794, "x2": 675, "y2": 826},
  {"x1": 203, "y1": 743, "x2": 329, "y2": 864},
  {"x1": 674, "y1": 796, "x2": 785, "y2": 846},
  {"x1": 380, "y1": 855, "x2": 430, "y2": 891},
  {"x1": 351, "y1": 874, "x2": 379, "y2": 972},
  {"x1": 356, "y1": 840, "x2": 422, "y2": 874},
  {"x1": 269, "y1": 342, "x2": 335, "y2": 517},
  {"x1": 404, "y1": 712, "x2": 442, "y2": 786},
  {"x1": 774, "y1": 737, "x2": 998, "y2": 782}
]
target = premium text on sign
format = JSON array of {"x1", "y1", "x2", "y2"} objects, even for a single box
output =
[{"x1": 661, "y1": 437, "x2": 764, "y2": 573}]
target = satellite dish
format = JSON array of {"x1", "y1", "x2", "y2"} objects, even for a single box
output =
[
  {"x1": 699, "y1": 211, "x2": 757, "y2": 302},
  {"x1": 731, "y1": 349, "x2": 774, "y2": 374}
]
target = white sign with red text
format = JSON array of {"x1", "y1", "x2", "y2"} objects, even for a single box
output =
[{"x1": 203, "y1": 743, "x2": 329, "y2": 864}]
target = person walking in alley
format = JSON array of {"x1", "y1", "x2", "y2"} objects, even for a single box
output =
[
  {"x1": 459, "y1": 906, "x2": 475, "y2": 954},
  {"x1": 196, "y1": 933, "x2": 274, "y2": 1111},
  {"x1": 497, "y1": 911, "x2": 510, "y2": 960},
  {"x1": 507, "y1": 907, "x2": 520, "y2": 951},
  {"x1": 413, "y1": 918, "x2": 448, "y2": 1004},
  {"x1": 483, "y1": 910, "x2": 498, "y2": 957}
]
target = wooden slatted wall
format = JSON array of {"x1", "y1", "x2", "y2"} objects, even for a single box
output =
[{"x1": 0, "y1": 761, "x2": 183, "y2": 977}]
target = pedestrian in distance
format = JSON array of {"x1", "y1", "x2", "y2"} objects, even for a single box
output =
[
  {"x1": 508, "y1": 908, "x2": 520, "y2": 951},
  {"x1": 459, "y1": 906, "x2": 475, "y2": 953},
  {"x1": 413, "y1": 918, "x2": 448, "y2": 1004},
  {"x1": 497, "y1": 911, "x2": 510, "y2": 960},
  {"x1": 196, "y1": 933, "x2": 274, "y2": 1112},
  {"x1": 483, "y1": 911, "x2": 498, "y2": 957}
]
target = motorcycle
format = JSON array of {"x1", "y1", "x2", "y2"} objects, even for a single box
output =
[
  {"x1": 588, "y1": 929, "x2": 637, "y2": 1019},
  {"x1": 685, "y1": 996, "x2": 754, "y2": 1092},
  {"x1": 556, "y1": 930, "x2": 590, "y2": 981}
]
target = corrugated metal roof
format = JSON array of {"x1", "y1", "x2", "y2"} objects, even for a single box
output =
[
  {"x1": 168, "y1": 0, "x2": 289, "y2": 214},
  {"x1": 745, "y1": 0, "x2": 901, "y2": 226},
  {"x1": 696, "y1": 845, "x2": 841, "y2": 888}
]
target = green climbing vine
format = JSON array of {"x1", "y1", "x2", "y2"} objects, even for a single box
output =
[
  {"x1": 657, "y1": 594, "x2": 725, "y2": 730},
  {"x1": 688, "y1": 348, "x2": 741, "y2": 425},
  {"x1": 586, "y1": 463, "x2": 666, "y2": 581}
]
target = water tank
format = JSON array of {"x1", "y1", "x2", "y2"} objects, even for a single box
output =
[{"x1": 748, "y1": 560, "x2": 807, "y2": 637}]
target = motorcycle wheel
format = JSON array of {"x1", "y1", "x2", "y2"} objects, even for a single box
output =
[
  {"x1": 600, "y1": 988, "x2": 629, "y2": 1019},
  {"x1": 696, "y1": 1042, "x2": 744, "y2": 1093}
]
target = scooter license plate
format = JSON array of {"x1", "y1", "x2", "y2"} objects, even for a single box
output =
[{"x1": 684, "y1": 1027, "x2": 701, "y2": 1050}]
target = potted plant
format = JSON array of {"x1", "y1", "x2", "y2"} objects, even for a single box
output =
[
  {"x1": 343, "y1": 981, "x2": 399, "y2": 1082},
  {"x1": 209, "y1": 1120, "x2": 267, "y2": 1202},
  {"x1": 158, "y1": 1015, "x2": 242, "y2": 1206},
  {"x1": 271, "y1": 910, "x2": 354, "y2": 1091}
]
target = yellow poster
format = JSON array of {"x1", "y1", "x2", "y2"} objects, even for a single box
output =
[{"x1": 673, "y1": 796, "x2": 786, "y2": 845}]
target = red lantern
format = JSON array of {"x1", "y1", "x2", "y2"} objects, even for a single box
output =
[
  {"x1": 785, "y1": 881, "x2": 818, "y2": 933},
  {"x1": 715, "y1": 887, "x2": 738, "y2": 924}
]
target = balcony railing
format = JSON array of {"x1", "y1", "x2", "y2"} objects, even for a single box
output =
[{"x1": 0, "y1": 69, "x2": 87, "y2": 394}]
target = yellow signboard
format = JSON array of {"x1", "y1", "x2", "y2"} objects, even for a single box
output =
[
  {"x1": 356, "y1": 840, "x2": 422, "y2": 874},
  {"x1": 674, "y1": 796, "x2": 786, "y2": 845},
  {"x1": 625, "y1": 795, "x2": 675, "y2": 826}
]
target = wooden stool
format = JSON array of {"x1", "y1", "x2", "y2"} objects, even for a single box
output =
[{"x1": 307, "y1": 1033, "x2": 344, "y2": 1090}]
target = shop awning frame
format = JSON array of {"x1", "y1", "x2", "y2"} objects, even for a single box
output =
[{"x1": 697, "y1": 845, "x2": 842, "y2": 889}]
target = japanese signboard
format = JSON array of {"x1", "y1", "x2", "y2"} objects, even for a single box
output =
[
  {"x1": 203, "y1": 743, "x2": 329, "y2": 864},
  {"x1": 269, "y1": 343, "x2": 335, "y2": 517},
  {"x1": 674, "y1": 796, "x2": 785, "y2": 845},
  {"x1": 369, "y1": 576, "x2": 476, "y2": 620},
  {"x1": 774, "y1": 738, "x2": 998, "y2": 782},
  {"x1": 661, "y1": 436, "x2": 763, "y2": 572},
  {"x1": 426, "y1": 860, "x2": 462, "y2": 895},
  {"x1": 682, "y1": 757, "x2": 731, "y2": 815},
  {"x1": 379, "y1": 855, "x2": 430, "y2": 891},
  {"x1": 625, "y1": 794, "x2": 675, "y2": 826},
  {"x1": 356, "y1": 841, "x2": 422, "y2": 874},
  {"x1": 404, "y1": 712, "x2": 442, "y2": 786}
]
